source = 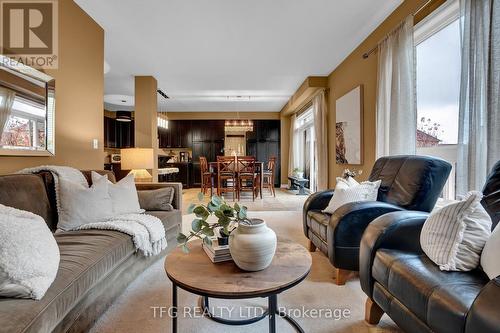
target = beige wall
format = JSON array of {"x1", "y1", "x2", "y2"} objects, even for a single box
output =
[
  {"x1": 134, "y1": 77, "x2": 158, "y2": 149},
  {"x1": 326, "y1": 0, "x2": 428, "y2": 186},
  {"x1": 280, "y1": 114, "x2": 291, "y2": 185},
  {"x1": 280, "y1": 0, "x2": 430, "y2": 187},
  {"x1": 134, "y1": 76, "x2": 159, "y2": 181},
  {"x1": 0, "y1": 0, "x2": 104, "y2": 174},
  {"x1": 165, "y1": 112, "x2": 280, "y2": 120}
]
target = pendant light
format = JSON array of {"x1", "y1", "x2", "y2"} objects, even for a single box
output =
[{"x1": 116, "y1": 111, "x2": 132, "y2": 122}]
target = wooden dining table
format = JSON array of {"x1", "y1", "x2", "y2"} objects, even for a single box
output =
[{"x1": 208, "y1": 161, "x2": 265, "y2": 199}]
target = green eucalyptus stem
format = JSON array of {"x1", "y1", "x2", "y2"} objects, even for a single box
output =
[{"x1": 176, "y1": 193, "x2": 249, "y2": 253}]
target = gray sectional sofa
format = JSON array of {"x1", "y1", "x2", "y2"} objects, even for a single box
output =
[{"x1": 0, "y1": 170, "x2": 182, "y2": 333}]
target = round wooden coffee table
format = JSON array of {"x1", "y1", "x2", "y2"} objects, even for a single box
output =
[{"x1": 165, "y1": 238, "x2": 312, "y2": 333}]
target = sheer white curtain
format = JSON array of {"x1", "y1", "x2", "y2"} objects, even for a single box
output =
[
  {"x1": 456, "y1": 0, "x2": 500, "y2": 194},
  {"x1": 288, "y1": 114, "x2": 300, "y2": 175},
  {"x1": 376, "y1": 15, "x2": 416, "y2": 157},
  {"x1": 313, "y1": 91, "x2": 328, "y2": 191},
  {"x1": 0, "y1": 87, "x2": 16, "y2": 138}
]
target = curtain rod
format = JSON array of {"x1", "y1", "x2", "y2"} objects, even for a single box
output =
[{"x1": 362, "y1": 0, "x2": 444, "y2": 59}]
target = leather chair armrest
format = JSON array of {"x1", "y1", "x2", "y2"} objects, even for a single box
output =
[
  {"x1": 135, "y1": 182, "x2": 183, "y2": 211},
  {"x1": 359, "y1": 211, "x2": 428, "y2": 298},
  {"x1": 466, "y1": 276, "x2": 500, "y2": 333},
  {"x1": 303, "y1": 190, "x2": 335, "y2": 236}
]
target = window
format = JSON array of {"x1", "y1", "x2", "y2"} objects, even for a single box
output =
[
  {"x1": 0, "y1": 57, "x2": 55, "y2": 156},
  {"x1": 294, "y1": 107, "x2": 316, "y2": 191},
  {"x1": 415, "y1": 0, "x2": 460, "y2": 199},
  {"x1": 0, "y1": 94, "x2": 47, "y2": 150}
]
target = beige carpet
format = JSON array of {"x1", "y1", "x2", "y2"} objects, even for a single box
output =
[
  {"x1": 89, "y1": 211, "x2": 401, "y2": 333},
  {"x1": 181, "y1": 188, "x2": 309, "y2": 213}
]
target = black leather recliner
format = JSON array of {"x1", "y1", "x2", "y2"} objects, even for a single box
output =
[
  {"x1": 360, "y1": 160, "x2": 500, "y2": 333},
  {"x1": 302, "y1": 155, "x2": 452, "y2": 284}
]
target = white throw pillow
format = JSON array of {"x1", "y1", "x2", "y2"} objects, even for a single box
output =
[
  {"x1": 420, "y1": 191, "x2": 492, "y2": 271},
  {"x1": 322, "y1": 177, "x2": 381, "y2": 214},
  {"x1": 91, "y1": 172, "x2": 143, "y2": 215},
  {"x1": 57, "y1": 176, "x2": 113, "y2": 231},
  {"x1": 0, "y1": 204, "x2": 60, "y2": 300},
  {"x1": 481, "y1": 222, "x2": 500, "y2": 279}
]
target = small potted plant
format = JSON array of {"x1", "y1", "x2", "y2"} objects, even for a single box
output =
[
  {"x1": 342, "y1": 168, "x2": 363, "y2": 179},
  {"x1": 216, "y1": 226, "x2": 230, "y2": 246},
  {"x1": 176, "y1": 193, "x2": 249, "y2": 253},
  {"x1": 177, "y1": 193, "x2": 277, "y2": 271},
  {"x1": 292, "y1": 167, "x2": 304, "y2": 179}
]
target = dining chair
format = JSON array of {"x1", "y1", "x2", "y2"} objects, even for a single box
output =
[
  {"x1": 262, "y1": 156, "x2": 276, "y2": 197},
  {"x1": 237, "y1": 156, "x2": 259, "y2": 201},
  {"x1": 199, "y1": 156, "x2": 213, "y2": 196},
  {"x1": 217, "y1": 156, "x2": 237, "y2": 201}
]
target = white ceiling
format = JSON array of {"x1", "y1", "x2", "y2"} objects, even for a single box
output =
[{"x1": 76, "y1": 0, "x2": 402, "y2": 112}]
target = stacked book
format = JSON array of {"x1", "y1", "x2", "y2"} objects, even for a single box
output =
[{"x1": 202, "y1": 239, "x2": 233, "y2": 263}]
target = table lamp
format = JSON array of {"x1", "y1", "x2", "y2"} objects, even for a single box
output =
[{"x1": 121, "y1": 148, "x2": 154, "y2": 182}]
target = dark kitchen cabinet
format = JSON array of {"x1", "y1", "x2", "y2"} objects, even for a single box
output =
[
  {"x1": 211, "y1": 120, "x2": 226, "y2": 141},
  {"x1": 192, "y1": 138, "x2": 225, "y2": 162},
  {"x1": 192, "y1": 141, "x2": 212, "y2": 160},
  {"x1": 246, "y1": 120, "x2": 281, "y2": 187},
  {"x1": 158, "y1": 120, "x2": 193, "y2": 148},
  {"x1": 262, "y1": 121, "x2": 280, "y2": 141},
  {"x1": 178, "y1": 121, "x2": 192, "y2": 147},
  {"x1": 191, "y1": 120, "x2": 208, "y2": 142},
  {"x1": 192, "y1": 163, "x2": 201, "y2": 186},
  {"x1": 158, "y1": 127, "x2": 168, "y2": 148},
  {"x1": 189, "y1": 120, "x2": 225, "y2": 187},
  {"x1": 213, "y1": 141, "x2": 224, "y2": 159},
  {"x1": 166, "y1": 120, "x2": 177, "y2": 148},
  {"x1": 191, "y1": 139, "x2": 225, "y2": 186},
  {"x1": 246, "y1": 141, "x2": 257, "y2": 158},
  {"x1": 190, "y1": 120, "x2": 224, "y2": 142},
  {"x1": 191, "y1": 121, "x2": 203, "y2": 142},
  {"x1": 158, "y1": 120, "x2": 225, "y2": 149},
  {"x1": 117, "y1": 120, "x2": 134, "y2": 148},
  {"x1": 104, "y1": 117, "x2": 134, "y2": 148},
  {"x1": 159, "y1": 121, "x2": 175, "y2": 148},
  {"x1": 246, "y1": 120, "x2": 280, "y2": 142},
  {"x1": 104, "y1": 117, "x2": 116, "y2": 148}
]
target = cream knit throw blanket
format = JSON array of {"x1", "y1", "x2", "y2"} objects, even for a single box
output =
[
  {"x1": 76, "y1": 214, "x2": 167, "y2": 256},
  {"x1": 17, "y1": 165, "x2": 88, "y2": 214},
  {"x1": 17, "y1": 166, "x2": 166, "y2": 256}
]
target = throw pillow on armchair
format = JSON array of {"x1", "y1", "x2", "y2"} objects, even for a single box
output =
[{"x1": 322, "y1": 177, "x2": 381, "y2": 214}]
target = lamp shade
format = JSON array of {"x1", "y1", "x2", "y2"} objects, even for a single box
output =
[{"x1": 121, "y1": 148, "x2": 154, "y2": 170}]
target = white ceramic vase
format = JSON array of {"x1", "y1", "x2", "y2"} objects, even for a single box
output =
[{"x1": 229, "y1": 218, "x2": 277, "y2": 272}]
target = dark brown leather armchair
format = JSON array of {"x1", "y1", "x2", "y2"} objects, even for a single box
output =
[{"x1": 360, "y1": 160, "x2": 500, "y2": 333}]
